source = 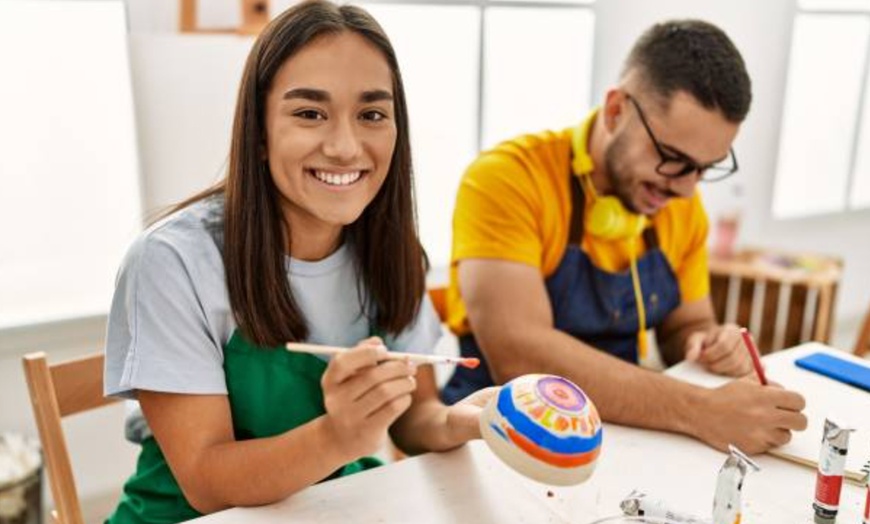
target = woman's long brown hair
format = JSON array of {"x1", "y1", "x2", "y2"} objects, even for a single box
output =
[{"x1": 169, "y1": 0, "x2": 425, "y2": 347}]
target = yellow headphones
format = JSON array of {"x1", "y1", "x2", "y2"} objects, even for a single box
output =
[
  {"x1": 571, "y1": 110, "x2": 649, "y2": 360},
  {"x1": 571, "y1": 110, "x2": 646, "y2": 241}
]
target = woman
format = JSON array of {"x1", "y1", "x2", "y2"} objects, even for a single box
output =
[{"x1": 103, "y1": 2, "x2": 493, "y2": 522}]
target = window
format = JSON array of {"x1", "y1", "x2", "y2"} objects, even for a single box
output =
[
  {"x1": 0, "y1": 0, "x2": 595, "y2": 332},
  {"x1": 0, "y1": 1, "x2": 142, "y2": 329},
  {"x1": 774, "y1": 1, "x2": 870, "y2": 218},
  {"x1": 360, "y1": 0, "x2": 595, "y2": 267}
]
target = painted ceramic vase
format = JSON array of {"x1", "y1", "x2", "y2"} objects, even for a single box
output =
[{"x1": 480, "y1": 374, "x2": 602, "y2": 486}]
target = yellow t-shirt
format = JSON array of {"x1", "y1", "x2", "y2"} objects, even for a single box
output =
[{"x1": 447, "y1": 125, "x2": 710, "y2": 336}]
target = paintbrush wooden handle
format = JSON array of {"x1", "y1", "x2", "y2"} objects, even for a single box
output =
[
  {"x1": 285, "y1": 343, "x2": 480, "y2": 368},
  {"x1": 285, "y1": 343, "x2": 348, "y2": 357}
]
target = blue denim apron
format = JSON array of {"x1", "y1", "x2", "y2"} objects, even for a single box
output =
[{"x1": 442, "y1": 175, "x2": 681, "y2": 404}]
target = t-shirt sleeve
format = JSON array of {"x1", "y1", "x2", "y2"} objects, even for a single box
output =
[
  {"x1": 104, "y1": 232, "x2": 227, "y2": 399},
  {"x1": 388, "y1": 294, "x2": 443, "y2": 355},
  {"x1": 674, "y1": 193, "x2": 711, "y2": 303},
  {"x1": 452, "y1": 153, "x2": 544, "y2": 269}
]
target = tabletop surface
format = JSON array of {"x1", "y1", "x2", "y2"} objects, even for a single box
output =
[{"x1": 190, "y1": 344, "x2": 869, "y2": 524}]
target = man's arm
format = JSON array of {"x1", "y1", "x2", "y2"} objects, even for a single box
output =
[
  {"x1": 657, "y1": 297, "x2": 753, "y2": 376},
  {"x1": 654, "y1": 296, "x2": 715, "y2": 366},
  {"x1": 459, "y1": 258, "x2": 808, "y2": 454}
]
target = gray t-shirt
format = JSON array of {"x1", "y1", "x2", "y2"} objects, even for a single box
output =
[{"x1": 104, "y1": 196, "x2": 442, "y2": 440}]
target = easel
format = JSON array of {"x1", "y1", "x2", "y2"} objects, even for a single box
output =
[{"x1": 179, "y1": 0, "x2": 270, "y2": 35}]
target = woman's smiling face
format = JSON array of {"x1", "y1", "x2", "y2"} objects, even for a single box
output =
[{"x1": 264, "y1": 30, "x2": 397, "y2": 239}]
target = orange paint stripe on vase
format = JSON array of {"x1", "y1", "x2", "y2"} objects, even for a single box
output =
[{"x1": 505, "y1": 426, "x2": 600, "y2": 468}]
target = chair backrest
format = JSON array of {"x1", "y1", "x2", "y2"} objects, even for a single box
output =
[
  {"x1": 855, "y1": 306, "x2": 870, "y2": 357},
  {"x1": 21, "y1": 352, "x2": 120, "y2": 524},
  {"x1": 428, "y1": 286, "x2": 448, "y2": 324},
  {"x1": 709, "y1": 248, "x2": 843, "y2": 354}
]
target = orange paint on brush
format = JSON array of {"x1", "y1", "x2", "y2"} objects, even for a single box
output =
[{"x1": 460, "y1": 357, "x2": 480, "y2": 369}]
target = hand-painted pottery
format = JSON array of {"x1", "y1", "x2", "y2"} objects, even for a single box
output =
[{"x1": 480, "y1": 374, "x2": 602, "y2": 486}]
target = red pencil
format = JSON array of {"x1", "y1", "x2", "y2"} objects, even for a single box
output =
[{"x1": 740, "y1": 327, "x2": 768, "y2": 385}]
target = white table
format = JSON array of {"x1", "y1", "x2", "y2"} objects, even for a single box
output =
[{"x1": 191, "y1": 346, "x2": 869, "y2": 523}]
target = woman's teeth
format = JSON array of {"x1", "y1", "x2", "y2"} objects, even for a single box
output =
[{"x1": 313, "y1": 170, "x2": 362, "y2": 186}]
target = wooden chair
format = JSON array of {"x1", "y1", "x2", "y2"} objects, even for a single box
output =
[
  {"x1": 179, "y1": 0, "x2": 270, "y2": 35},
  {"x1": 709, "y1": 248, "x2": 843, "y2": 355},
  {"x1": 428, "y1": 285, "x2": 448, "y2": 323},
  {"x1": 22, "y1": 352, "x2": 120, "y2": 524},
  {"x1": 854, "y1": 305, "x2": 870, "y2": 357}
]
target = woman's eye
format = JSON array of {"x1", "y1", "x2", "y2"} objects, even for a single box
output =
[
  {"x1": 361, "y1": 110, "x2": 387, "y2": 122},
  {"x1": 294, "y1": 110, "x2": 325, "y2": 120}
]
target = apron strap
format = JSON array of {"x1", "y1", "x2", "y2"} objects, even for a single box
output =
[
  {"x1": 567, "y1": 174, "x2": 660, "y2": 248},
  {"x1": 569, "y1": 174, "x2": 585, "y2": 245}
]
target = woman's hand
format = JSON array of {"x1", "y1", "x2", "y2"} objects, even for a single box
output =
[
  {"x1": 389, "y1": 366, "x2": 500, "y2": 454},
  {"x1": 445, "y1": 386, "x2": 500, "y2": 443},
  {"x1": 320, "y1": 337, "x2": 417, "y2": 461}
]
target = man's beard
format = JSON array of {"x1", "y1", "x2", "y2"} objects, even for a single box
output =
[{"x1": 603, "y1": 132, "x2": 643, "y2": 215}]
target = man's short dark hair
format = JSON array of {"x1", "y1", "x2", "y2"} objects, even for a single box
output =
[{"x1": 623, "y1": 19, "x2": 752, "y2": 123}]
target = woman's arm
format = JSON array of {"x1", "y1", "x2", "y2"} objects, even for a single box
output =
[
  {"x1": 139, "y1": 392, "x2": 342, "y2": 512},
  {"x1": 388, "y1": 365, "x2": 496, "y2": 455},
  {"x1": 140, "y1": 340, "x2": 416, "y2": 514}
]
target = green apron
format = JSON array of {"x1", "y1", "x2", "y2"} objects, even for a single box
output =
[{"x1": 105, "y1": 331, "x2": 382, "y2": 524}]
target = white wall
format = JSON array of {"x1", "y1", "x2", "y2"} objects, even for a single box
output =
[
  {"x1": 129, "y1": 34, "x2": 253, "y2": 215},
  {"x1": 3, "y1": 0, "x2": 870, "y2": 517}
]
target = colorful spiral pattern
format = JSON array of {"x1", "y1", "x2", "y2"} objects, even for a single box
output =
[{"x1": 481, "y1": 374, "x2": 602, "y2": 485}]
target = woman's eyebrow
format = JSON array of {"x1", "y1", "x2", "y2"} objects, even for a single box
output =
[
  {"x1": 283, "y1": 87, "x2": 329, "y2": 102},
  {"x1": 281, "y1": 88, "x2": 393, "y2": 104},
  {"x1": 360, "y1": 89, "x2": 393, "y2": 103}
]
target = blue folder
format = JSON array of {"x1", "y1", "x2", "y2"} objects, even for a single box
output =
[{"x1": 795, "y1": 352, "x2": 870, "y2": 393}]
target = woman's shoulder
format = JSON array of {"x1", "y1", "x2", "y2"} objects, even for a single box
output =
[
  {"x1": 135, "y1": 196, "x2": 225, "y2": 260},
  {"x1": 119, "y1": 196, "x2": 227, "y2": 289}
]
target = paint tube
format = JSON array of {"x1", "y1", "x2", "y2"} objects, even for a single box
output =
[
  {"x1": 862, "y1": 477, "x2": 869, "y2": 524},
  {"x1": 813, "y1": 419, "x2": 854, "y2": 524},
  {"x1": 712, "y1": 445, "x2": 760, "y2": 524},
  {"x1": 620, "y1": 490, "x2": 711, "y2": 523},
  {"x1": 861, "y1": 460, "x2": 870, "y2": 524}
]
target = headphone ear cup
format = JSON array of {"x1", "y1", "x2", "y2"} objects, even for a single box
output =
[{"x1": 587, "y1": 196, "x2": 645, "y2": 241}]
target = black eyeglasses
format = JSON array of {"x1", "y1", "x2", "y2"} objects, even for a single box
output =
[{"x1": 625, "y1": 94, "x2": 738, "y2": 182}]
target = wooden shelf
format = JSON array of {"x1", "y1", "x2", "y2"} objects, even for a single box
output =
[{"x1": 179, "y1": 0, "x2": 270, "y2": 35}]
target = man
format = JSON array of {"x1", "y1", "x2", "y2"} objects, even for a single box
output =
[{"x1": 441, "y1": 19, "x2": 807, "y2": 454}]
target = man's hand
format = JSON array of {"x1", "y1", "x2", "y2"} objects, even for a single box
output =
[
  {"x1": 692, "y1": 377, "x2": 807, "y2": 454},
  {"x1": 685, "y1": 323, "x2": 753, "y2": 377}
]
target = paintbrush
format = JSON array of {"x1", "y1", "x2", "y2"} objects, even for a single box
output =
[{"x1": 285, "y1": 342, "x2": 481, "y2": 369}]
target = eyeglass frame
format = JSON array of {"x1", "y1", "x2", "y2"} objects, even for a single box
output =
[{"x1": 624, "y1": 93, "x2": 738, "y2": 182}]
